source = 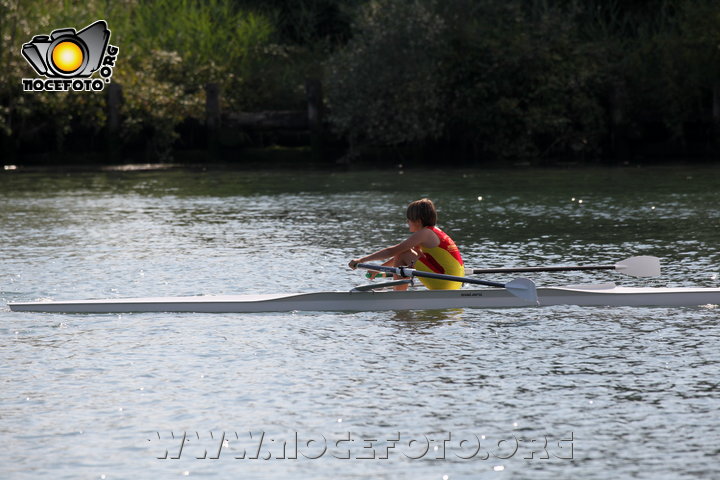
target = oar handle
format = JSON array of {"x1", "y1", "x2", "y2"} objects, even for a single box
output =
[{"x1": 357, "y1": 263, "x2": 504, "y2": 288}]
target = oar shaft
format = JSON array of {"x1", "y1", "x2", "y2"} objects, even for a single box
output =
[
  {"x1": 357, "y1": 263, "x2": 504, "y2": 288},
  {"x1": 355, "y1": 263, "x2": 539, "y2": 304},
  {"x1": 469, "y1": 265, "x2": 616, "y2": 274}
]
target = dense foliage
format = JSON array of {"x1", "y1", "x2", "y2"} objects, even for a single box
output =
[
  {"x1": 326, "y1": 0, "x2": 720, "y2": 161},
  {"x1": 1, "y1": 0, "x2": 720, "y2": 162}
]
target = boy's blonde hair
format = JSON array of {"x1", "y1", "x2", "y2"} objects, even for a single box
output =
[{"x1": 406, "y1": 198, "x2": 437, "y2": 227}]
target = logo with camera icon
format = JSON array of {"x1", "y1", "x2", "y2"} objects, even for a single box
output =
[{"x1": 21, "y1": 20, "x2": 119, "y2": 92}]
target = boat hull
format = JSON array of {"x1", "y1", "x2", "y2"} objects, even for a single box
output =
[{"x1": 8, "y1": 285, "x2": 720, "y2": 313}]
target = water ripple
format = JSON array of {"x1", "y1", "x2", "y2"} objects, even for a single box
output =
[{"x1": 1, "y1": 166, "x2": 719, "y2": 479}]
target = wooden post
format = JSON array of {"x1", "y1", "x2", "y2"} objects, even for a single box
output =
[
  {"x1": 609, "y1": 81, "x2": 628, "y2": 161},
  {"x1": 107, "y1": 83, "x2": 122, "y2": 161},
  {"x1": 205, "y1": 82, "x2": 221, "y2": 156},
  {"x1": 305, "y1": 78, "x2": 323, "y2": 161},
  {"x1": 713, "y1": 82, "x2": 720, "y2": 150}
]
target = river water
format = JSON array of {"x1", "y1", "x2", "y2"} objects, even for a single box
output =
[{"x1": 1, "y1": 164, "x2": 719, "y2": 479}]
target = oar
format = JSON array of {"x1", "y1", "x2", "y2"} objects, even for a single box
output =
[
  {"x1": 356, "y1": 263, "x2": 538, "y2": 304},
  {"x1": 467, "y1": 255, "x2": 661, "y2": 278}
]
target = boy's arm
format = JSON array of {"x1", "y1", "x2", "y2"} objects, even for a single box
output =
[{"x1": 349, "y1": 229, "x2": 429, "y2": 268}]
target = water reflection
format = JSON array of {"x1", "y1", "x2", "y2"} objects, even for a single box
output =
[{"x1": 389, "y1": 308, "x2": 465, "y2": 329}]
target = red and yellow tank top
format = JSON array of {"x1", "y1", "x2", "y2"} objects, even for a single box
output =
[{"x1": 415, "y1": 226, "x2": 465, "y2": 290}]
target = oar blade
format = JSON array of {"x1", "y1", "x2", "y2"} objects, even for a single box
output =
[
  {"x1": 505, "y1": 278, "x2": 539, "y2": 304},
  {"x1": 614, "y1": 256, "x2": 661, "y2": 277}
]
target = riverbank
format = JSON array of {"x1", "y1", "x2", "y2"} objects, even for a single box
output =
[{"x1": 4, "y1": 150, "x2": 720, "y2": 174}]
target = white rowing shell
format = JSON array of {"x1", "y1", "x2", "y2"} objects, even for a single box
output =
[{"x1": 8, "y1": 284, "x2": 720, "y2": 313}]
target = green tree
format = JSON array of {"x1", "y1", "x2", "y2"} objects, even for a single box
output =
[
  {"x1": 0, "y1": 0, "x2": 304, "y2": 160},
  {"x1": 441, "y1": 1, "x2": 607, "y2": 160},
  {"x1": 325, "y1": 0, "x2": 449, "y2": 148}
]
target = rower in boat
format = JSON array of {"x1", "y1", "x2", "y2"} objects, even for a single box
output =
[{"x1": 348, "y1": 198, "x2": 464, "y2": 290}]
